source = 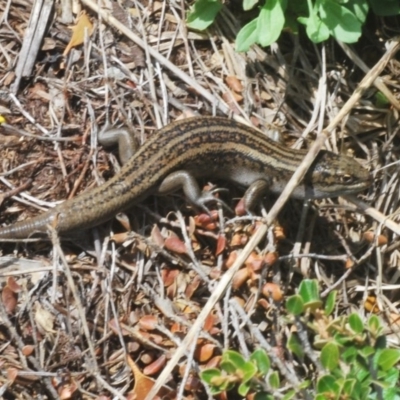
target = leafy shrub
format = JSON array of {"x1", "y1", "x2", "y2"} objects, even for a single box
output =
[{"x1": 187, "y1": 0, "x2": 400, "y2": 51}]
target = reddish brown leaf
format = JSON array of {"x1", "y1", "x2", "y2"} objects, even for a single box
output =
[
  {"x1": 143, "y1": 354, "x2": 166, "y2": 375},
  {"x1": 164, "y1": 236, "x2": 187, "y2": 254},
  {"x1": 262, "y1": 282, "x2": 283, "y2": 302},
  {"x1": 139, "y1": 315, "x2": 158, "y2": 331},
  {"x1": 215, "y1": 235, "x2": 227, "y2": 256},
  {"x1": 2, "y1": 286, "x2": 17, "y2": 314},
  {"x1": 22, "y1": 345, "x2": 34, "y2": 356},
  {"x1": 194, "y1": 343, "x2": 215, "y2": 362},
  {"x1": 232, "y1": 268, "x2": 249, "y2": 290},
  {"x1": 225, "y1": 75, "x2": 243, "y2": 93}
]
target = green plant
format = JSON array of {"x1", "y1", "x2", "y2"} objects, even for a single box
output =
[
  {"x1": 200, "y1": 280, "x2": 400, "y2": 398},
  {"x1": 186, "y1": 0, "x2": 400, "y2": 51},
  {"x1": 200, "y1": 348, "x2": 298, "y2": 399},
  {"x1": 286, "y1": 280, "x2": 400, "y2": 399}
]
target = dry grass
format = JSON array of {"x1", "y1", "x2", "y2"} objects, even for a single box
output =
[{"x1": 0, "y1": 1, "x2": 399, "y2": 399}]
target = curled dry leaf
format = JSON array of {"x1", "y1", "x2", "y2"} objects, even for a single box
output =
[
  {"x1": 363, "y1": 231, "x2": 388, "y2": 246},
  {"x1": 262, "y1": 282, "x2": 283, "y2": 302},
  {"x1": 7, "y1": 276, "x2": 21, "y2": 292},
  {"x1": 22, "y1": 345, "x2": 35, "y2": 356},
  {"x1": 215, "y1": 234, "x2": 227, "y2": 256},
  {"x1": 139, "y1": 315, "x2": 158, "y2": 331},
  {"x1": 143, "y1": 354, "x2": 166, "y2": 375},
  {"x1": 225, "y1": 250, "x2": 237, "y2": 268},
  {"x1": 7, "y1": 367, "x2": 18, "y2": 383},
  {"x1": 194, "y1": 211, "x2": 218, "y2": 230},
  {"x1": 2, "y1": 285, "x2": 17, "y2": 314},
  {"x1": 245, "y1": 252, "x2": 264, "y2": 272},
  {"x1": 151, "y1": 224, "x2": 165, "y2": 247},
  {"x1": 63, "y1": 11, "x2": 94, "y2": 56},
  {"x1": 345, "y1": 258, "x2": 355, "y2": 269},
  {"x1": 194, "y1": 343, "x2": 216, "y2": 363},
  {"x1": 257, "y1": 298, "x2": 270, "y2": 310},
  {"x1": 161, "y1": 268, "x2": 180, "y2": 287},
  {"x1": 364, "y1": 295, "x2": 380, "y2": 313},
  {"x1": 126, "y1": 355, "x2": 174, "y2": 400},
  {"x1": 225, "y1": 75, "x2": 243, "y2": 93},
  {"x1": 230, "y1": 233, "x2": 248, "y2": 246},
  {"x1": 232, "y1": 267, "x2": 250, "y2": 290},
  {"x1": 164, "y1": 236, "x2": 187, "y2": 254},
  {"x1": 185, "y1": 274, "x2": 201, "y2": 299},
  {"x1": 204, "y1": 310, "x2": 219, "y2": 333}
]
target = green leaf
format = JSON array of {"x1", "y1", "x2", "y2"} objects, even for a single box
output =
[
  {"x1": 348, "y1": 313, "x2": 364, "y2": 334},
  {"x1": 238, "y1": 381, "x2": 252, "y2": 396},
  {"x1": 241, "y1": 361, "x2": 258, "y2": 383},
  {"x1": 341, "y1": 346, "x2": 358, "y2": 363},
  {"x1": 250, "y1": 349, "x2": 270, "y2": 375},
  {"x1": 236, "y1": 18, "x2": 258, "y2": 52},
  {"x1": 369, "y1": 0, "x2": 400, "y2": 16},
  {"x1": 324, "y1": 290, "x2": 337, "y2": 316},
  {"x1": 186, "y1": 0, "x2": 223, "y2": 31},
  {"x1": 243, "y1": 0, "x2": 259, "y2": 11},
  {"x1": 256, "y1": 0, "x2": 286, "y2": 47},
  {"x1": 287, "y1": 333, "x2": 304, "y2": 359},
  {"x1": 221, "y1": 350, "x2": 246, "y2": 370},
  {"x1": 269, "y1": 371, "x2": 280, "y2": 389},
  {"x1": 375, "y1": 92, "x2": 390, "y2": 108},
  {"x1": 200, "y1": 368, "x2": 221, "y2": 385},
  {"x1": 282, "y1": 389, "x2": 297, "y2": 400},
  {"x1": 286, "y1": 295, "x2": 304, "y2": 315},
  {"x1": 342, "y1": 379, "x2": 357, "y2": 396},
  {"x1": 377, "y1": 349, "x2": 400, "y2": 371},
  {"x1": 317, "y1": 374, "x2": 339, "y2": 395},
  {"x1": 359, "y1": 345, "x2": 375, "y2": 358},
  {"x1": 318, "y1": 0, "x2": 362, "y2": 43},
  {"x1": 321, "y1": 342, "x2": 339, "y2": 371},
  {"x1": 298, "y1": 279, "x2": 322, "y2": 311},
  {"x1": 345, "y1": 0, "x2": 369, "y2": 23},
  {"x1": 298, "y1": 4, "x2": 329, "y2": 44},
  {"x1": 368, "y1": 315, "x2": 383, "y2": 336}
]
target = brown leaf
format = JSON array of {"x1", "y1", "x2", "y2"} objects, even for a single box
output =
[
  {"x1": 139, "y1": 315, "x2": 158, "y2": 331},
  {"x1": 225, "y1": 75, "x2": 243, "y2": 93},
  {"x1": 185, "y1": 274, "x2": 201, "y2": 299},
  {"x1": 364, "y1": 295, "x2": 380, "y2": 313},
  {"x1": 126, "y1": 355, "x2": 172, "y2": 399},
  {"x1": 151, "y1": 224, "x2": 165, "y2": 247},
  {"x1": 262, "y1": 282, "x2": 283, "y2": 302},
  {"x1": 232, "y1": 268, "x2": 250, "y2": 290},
  {"x1": 215, "y1": 235, "x2": 226, "y2": 256},
  {"x1": 22, "y1": 345, "x2": 35, "y2": 356},
  {"x1": 143, "y1": 354, "x2": 166, "y2": 375},
  {"x1": 63, "y1": 11, "x2": 94, "y2": 56},
  {"x1": 194, "y1": 343, "x2": 215, "y2": 363},
  {"x1": 161, "y1": 269, "x2": 180, "y2": 287},
  {"x1": 2, "y1": 285, "x2": 17, "y2": 314},
  {"x1": 164, "y1": 236, "x2": 187, "y2": 254}
]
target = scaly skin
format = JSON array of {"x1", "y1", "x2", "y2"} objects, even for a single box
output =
[{"x1": 0, "y1": 117, "x2": 370, "y2": 239}]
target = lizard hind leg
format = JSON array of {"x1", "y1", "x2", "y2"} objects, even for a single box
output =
[{"x1": 98, "y1": 126, "x2": 139, "y2": 165}]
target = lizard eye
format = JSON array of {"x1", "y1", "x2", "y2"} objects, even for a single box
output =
[{"x1": 340, "y1": 174, "x2": 353, "y2": 184}]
